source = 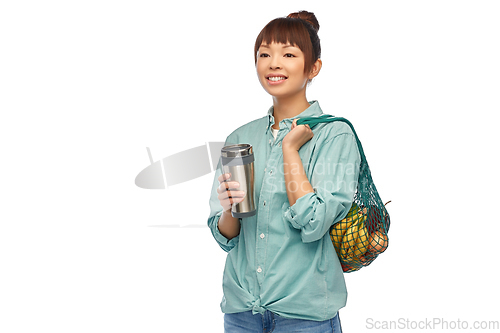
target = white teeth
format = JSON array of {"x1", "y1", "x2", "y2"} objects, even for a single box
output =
[{"x1": 268, "y1": 77, "x2": 286, "y2": 81}]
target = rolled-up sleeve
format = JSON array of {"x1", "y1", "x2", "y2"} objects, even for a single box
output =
[
  {"x1": 207, "y1": 136, "x2": 240, "y2": 252},
  {"x1": 283, "y1": 132, "x2": 361, "y2": 243},
  {"x1": 208, "y1": 211, "x2": 240, "y2": 252}
]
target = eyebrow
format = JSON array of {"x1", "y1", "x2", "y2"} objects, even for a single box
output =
[{"x1": 259, "y1": 44, "x2": 297, "y2": 49}]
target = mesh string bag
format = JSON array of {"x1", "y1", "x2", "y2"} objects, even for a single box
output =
[{"x1": 297, "y1": 115, "x2": 391, "y2": 272}]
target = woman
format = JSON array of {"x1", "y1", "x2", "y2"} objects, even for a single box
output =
[{"x1": 207, "y1": 11, "x2": 360, "y2": 332}]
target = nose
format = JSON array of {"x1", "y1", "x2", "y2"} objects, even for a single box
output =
[{"x1": 270, "y1": 57, "x2": 282, "y2": 70}]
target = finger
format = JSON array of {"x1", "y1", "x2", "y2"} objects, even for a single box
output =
[
  {"x1": 217, "y1": 173, "x2": 225, "y2": 183},
  {"x1": 218, "y1": 172, "x2": 231, "y2": 184},
  {"x1": 217, "y1": 181, "x2": 240, "y2": 194},
  {"x1": 219, "y1": 196, "x2": 245, "y2": 211},
  {"x1": 218, "y1": 190, "x2": 245, "y2": 202},
  {"x1": 217, "y1": 181, "x2": 240, "y2": 195},
  {"x1": 218, "y1": 191, "x2": 246, "y2": 208}
]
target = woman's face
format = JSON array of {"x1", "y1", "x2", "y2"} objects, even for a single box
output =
[{"x1": 256, "y1": 42, "x2": 311, "y2": 99}]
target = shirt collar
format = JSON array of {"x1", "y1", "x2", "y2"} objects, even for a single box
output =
[{"x1": 266, "y1": 100, "x2": 323, "y2": 134}]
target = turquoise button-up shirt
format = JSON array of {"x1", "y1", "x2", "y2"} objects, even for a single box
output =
[{"x1": 207, "y1": 101, "x2": 361, "y2": 321}]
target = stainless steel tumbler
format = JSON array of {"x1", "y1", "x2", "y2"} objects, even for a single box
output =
[{"x1": 220, "y1": 144, "x2": 256, "y2": 218}]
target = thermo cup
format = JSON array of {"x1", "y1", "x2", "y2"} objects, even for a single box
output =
[{"x1": 220, "y1": 144, "x2": 256, "y2": 218}]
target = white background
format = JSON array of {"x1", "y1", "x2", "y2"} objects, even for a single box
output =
[{"x1": 1, "y1": 0, "x2": 499, "y2": 332}]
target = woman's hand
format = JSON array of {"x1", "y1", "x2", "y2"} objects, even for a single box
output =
[
  {"x1": 282, "y1": 118, "x2": 314, "y2": 151},
  {"x1": 216, "y1": 173, "x2": 246, "y2": 213}
]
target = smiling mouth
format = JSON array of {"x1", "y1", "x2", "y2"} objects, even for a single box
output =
[{"x1": 266, "y1": 76, "x2": 288, "y2": 82}]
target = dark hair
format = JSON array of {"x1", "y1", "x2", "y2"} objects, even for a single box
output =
[{"x1": 254, "y1": 11, "x2": 321, "y2": 74}]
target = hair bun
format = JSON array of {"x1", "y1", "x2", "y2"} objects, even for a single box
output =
[{"x1": 287, "y1": 11, "x2": 319, "y2": 32}]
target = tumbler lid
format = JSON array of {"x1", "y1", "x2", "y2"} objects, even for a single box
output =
[{"x1": 221, "y1": 144, "x2": 253, "y2": 158}]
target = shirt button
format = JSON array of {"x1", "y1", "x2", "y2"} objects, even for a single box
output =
[
  {"x1": 260, "y1": 233, "x2": 265, "y2": 239},
  {"x1": 257, "y1": 267, "x2": 262, "y2": 273},
  {"x1": 263, "y1": 201, "x2": 266, "y2": 206},
  {"x1": 269, "y1": 170, "x2": 273, "y2": 175}
]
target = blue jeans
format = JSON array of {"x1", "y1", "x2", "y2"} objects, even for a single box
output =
[{"x1": 224, "y1": 310, "x2": 342, "y2": 333}]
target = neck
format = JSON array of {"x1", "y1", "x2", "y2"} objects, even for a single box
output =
[{"x1": 271, "y1": 94, "x2": 311, "y2": 130}]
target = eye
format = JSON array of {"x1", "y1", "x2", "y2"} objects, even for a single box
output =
[
  {"x1": 259, "y1": 53, "x2": 270, "y2": 57},
  {"x1": 284, "y1": 53, "x2": 295, "y2": 58}
]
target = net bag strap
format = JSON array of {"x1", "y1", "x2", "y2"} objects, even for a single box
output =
[{"x1": 296, "y1": 115, "x2": 367, "y2": 163}]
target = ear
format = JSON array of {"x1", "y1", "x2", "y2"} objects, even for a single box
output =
[{"x1": 308, "y1": 59, "x2": 322, "y2": 79}]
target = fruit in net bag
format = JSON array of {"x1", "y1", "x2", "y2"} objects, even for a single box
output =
[{"x1": 368, "y1": 229, "x2": 388, "y2": 254}]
